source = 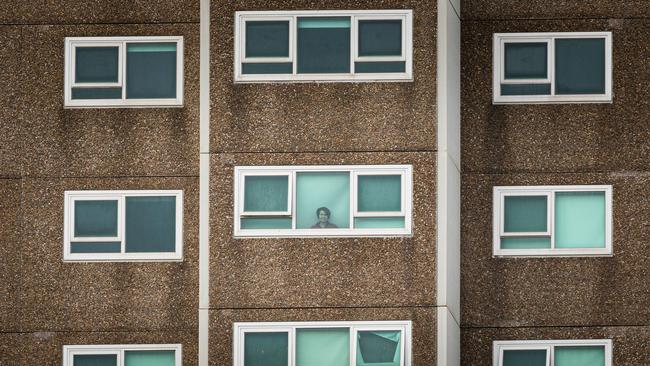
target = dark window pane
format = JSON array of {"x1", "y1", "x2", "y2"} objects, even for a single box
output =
[
  {"x1": 70, "y1": 242, "x2": 121, "y2": 253},
  {"x1": 355, "y1": 61, "x2": 405, "y2": 73},
  {"x1": 244, "y1": 175, "x2": 289, "y2": 212},
  {"x1": 246, "y1": 21, "x2": 290, "y2": 58},
  {"x1": 358, "y1": 20, "x2": 402, "y2": 57},
  {"x1": 297, "y1": 17, "x2": 350, "y2": 74},
  {"x1": 504, "y1": 42, "x2": 548, "y2": 79},
  {"x1": 504, "y1": 195, "x2": 547, "y2": 233},
  {"x1": 244, "y1": 332, "x2": 288, "y2": 366},
  {"x1": 357, "y1": 331, "x2": 401, "y2": 365},
  {"x1": 503, "y1": 349, "x2": 547, "y2": 366},
  {"x1": 501, "y1": 83, "x2": 551, "y2": 95},
  {"x1": 71, "y1": 87, "x2": 122, "y2": 99},
  {"x1": 73, "y1": 354, "x2": 117, "y2": 366},
  {"x1": 125, "y1": 196, "x2": 176, "y2": 253},
  {"x1": 358, "y1": 175, "x2": 401, "y2": 212},
  {"x1": 74, "y1": 200, "x2": 118, "y2": 237},
  {"x1": 555, "y1": 38, "x2": 606, "y2": 94},
  {"x1": 75, "y1": 47, "x2": 119, "y2": 83},
  {"x1": 242, "y1": 63, "x2": 293, "y2": 74},
  {"x1": 126, "y1": 43, "x2": 177, "y2": 99}
]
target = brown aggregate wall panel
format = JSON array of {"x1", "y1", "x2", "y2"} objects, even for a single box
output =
[
  {"x1": 461, "y1": 19, "x2": 650, "y2": 174},
  {"x1": 209, "y1": 0, "x2": 437, "y2": 153},
  {"x1": 208, "y1": 307, "x2": 436, "y2": 366},
  {"x1": 0, "y1": 0, "x2": 199, "y2": 25},
  {"x1": 19, "y1": 177, "x2": 199, "y2": 332},
  {"x1": 462, "y1": 0, "x2": 650, "y2": 20},
  {"x1": 462, "y1": 173, "x2": 650, "y2": 328},
  {"x1": 209, "y1": 152, "x2": 436, "y2": 308},
  {"x1": 0, "y1": 179, "x2": 21, "y2": 332},
  {"x1": 19, "y1": 24, "x2": 199, "y2": 178},
  {"x1": 0, "y1": 330, "x2": 197, "y2": 366},
  {"x1": 0, "y1": 27, "x2": 22, "y2": 178},
  {"x1": 461, "y1": 326, "x2": 650, "y2": 366}
]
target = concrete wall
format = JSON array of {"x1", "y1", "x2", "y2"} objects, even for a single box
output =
[
  {"x1": 460, "y1": 2, "x2": 650, "y2": 364},
  {"x1": 0, "y1": 2, "x2": 200, "y2": 364}
]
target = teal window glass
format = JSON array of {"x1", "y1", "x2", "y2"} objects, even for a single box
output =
[
  {"x1": 297, "y1": 17, "x2": 351, "y2": 73},
  {"x1": 296, "y1": 328, "x2": 350, "y2": 366},
  {"x1": 125, "y1": 196, "x2": 176, "y2": 253},
  {"x1": 126, "y1": 43, "x2": 177, "y2": 99},
  {"x1": 244, "y1": 332, "x2": 288, "y2": 366},
  {"x1": 357, "y1": 330, "x2": 401, "y2": 366},
  {"x1": 246, "y1": 21, "x2": 290, "y2": 58},
  {"x1": 354, "y1": 217, "x2": 405, "y2": 229},
  {"x1": 355, "y1": 61, "x2": 406, "y2": 73},
  {"x1": 74, "y1": 200, "x2": 118, "y2": 237},
  {"x1": 555, "y1": 192, "x2": 606, "y2": 249},
  {"x1": 555, "y1": 346, "x2": 605, "y2": 366},
  {"x1": 244, "y1": 176, "x2": 289, "y2": 212},
  {"x1": 296, "y1": 172, "x2": 350, "y2": 229},
  {"x1": 242, "y1": 63, "x2": 293, "y2": 74},
  {"x1": 75, "y1": 47, "x2": 119, "y2": 83},
  {"x1": 124, "y1": 350, "x2": 175, "y2": 366},
  {"x1": 504, "y1": 42, "x2": 548, "y2": 79},
  {"x1": 500, "y1": 237, "x2": 551, "y2": 249},
  {"x1": 241, "y1": 217, "x2": 292, "y2": 230},
  {"x1": 502, "y1": 349, "x2": 547, "y2": 366},
  {"x1": 504, "y1": 196, "x2": 548, "y2": 233},
  {"x1": 500, "y1": 83, "x2": 551, "y2": 96},
  {"x1": 555, "y1": 38, "x2": 605, "y2": 94},
  {"x1": 71, "y1": 87, "x2": 123, "y2": 99},
  {"x1": 357, "y1": 175, "x2": 401, "y2": 212},
  {"x1": 71, "y1": 242, "x2": 121, "y2": 253},
  {"x1": 73, "y1": 354, "x2": 117, "y2": 366},
  {"x1": 358, "y1": 20, "x2": 402, "y2": 57}
]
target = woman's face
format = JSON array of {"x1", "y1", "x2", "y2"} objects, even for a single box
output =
[{"x1": 318, "y1": 210, "x2": 330, "y2": 224}]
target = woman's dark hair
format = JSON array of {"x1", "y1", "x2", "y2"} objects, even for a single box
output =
[{"x1": 316, "y1": 206, "x2": 331, "y2": 218}]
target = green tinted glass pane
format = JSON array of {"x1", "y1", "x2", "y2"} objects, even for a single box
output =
[
  {"x1": 296, "y1": 328, "x2": 350, "y2": 366},
  {"x1": 126, "y1": 43, "x2": 177, "y2": 99},
  {"x1": 71, "y1": 87, "x2": 123, "y2": 99},
  {"x1": 357, "y1": 331, "x2": 401, "y2": 366},
  {"x1": 246, "y1": 21, "x2": 290, "y2": 58},
  {"x1": 296, "y1": 172, "x2": 350, "y2": 229},
  {"x1": 73, "y1": 354, "x2": 117, "y2": 366},
  {"x1": 555, "y1": 38, "x2": 606, "y2": 94},
  {"x1": 241, "y1": 217, "x2": 292, "y2": 229},
  {"x1": 244, "y1": 176, "x2": 289, "y2": 212},
  {"x1": 70, "y1": 242, "x2": 121, "y2": 253},
  {"x1": 504, "y1": 196, "x2": 547, "y2": 232},
  {"x1": 555, "y1": 191, "x2": 606, "y2": 248},
  {"x1": 358, "y1": 20, "x2": 402, "y2": 57},
  {"x1": 555, "y1": 346, "x2": 605, "y2": 366},
  {"x1": 125, "y1": 350, "x2": 175, "y2": 366},
  {"x1": 504, "y1": 42, "x2": 548, "y2": 79},
  {"x1": 358, "y1": 175, "x2": 401, "y2": 212},
  {"x1": 297, "y1": 17, "x2": 350, "y2": 73},
  {"x1": 500, "y1": 237, "x2": 552, "y2": 249},
  {"x1": 502, "y1": 349, "x2": 547, "y2": 366},
  {"x1": 74, "y1": 200, "x2": 118, "y2": 237},
  {"x1": 355, "y1": 62, "x2": 406, "y2": 73},
  {"x1": 125, "y1": 196, "x2": 176, "y2": 252},
  {"x1": 75, "y1": 47, "x2": 119, "y2": 83},
  {"x1": 242, "y1": 63, "x2": 293, "y2": 74},
  {"x1": 354, "y1": 217, "x2": 405, "y2": 229},
  {"x1": 500, "y1": 83, "x2": 551, "y2": 95},
  {"x1": 245, "y1": 332, "x2": 288, "y2": 366}
]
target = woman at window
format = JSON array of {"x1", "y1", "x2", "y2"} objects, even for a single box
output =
[{"x1": 311, "y1": 207, "x2": 338, "y2": 228}]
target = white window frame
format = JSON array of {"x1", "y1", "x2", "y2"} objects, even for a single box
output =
[
  {"x1": 233, "y1": 321, "x2": 412, "y2": 366},
  {"x1": 64, "y1": 36, "x2": 184, "y2": 108},
  {"x1": 493, "y1": 32, "x2": 612, "y2": 104},
  {"x1": 493, "y1": 185, "x2": 613, "y2": 257},
  {"x1": 63, "y1": 344, "x2": 182, "y2": 366},
  {"x1": 63, "y1": 190, "x2": 184, "y2": 262},
  {"x1": 234, "y1": 165, "x2": 413, "y2": 238},
  {"x1": 234, "y1": 10, "x2": 413, "y2": 83},
  {"x1": 493, "y1": 339, "x2": 612, "y2": 366}
]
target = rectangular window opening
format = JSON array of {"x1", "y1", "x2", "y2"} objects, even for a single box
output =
[
  {"x1": 494, "y1": 340, "x2": 611, "y2": 366},
  {"x1": 63, "y1": 345, "x2": 181, "y2": 366}
]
